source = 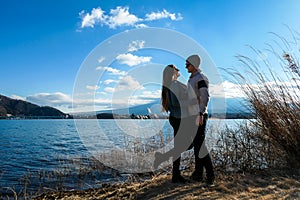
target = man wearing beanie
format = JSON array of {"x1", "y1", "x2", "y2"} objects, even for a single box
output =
[{"x1": 185, "y1": 54, "x2": 215, "y2": 186}]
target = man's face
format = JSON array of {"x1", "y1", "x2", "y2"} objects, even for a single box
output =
[{"x1": 185, "y1": 62, "x2": 194, "y2": 73}]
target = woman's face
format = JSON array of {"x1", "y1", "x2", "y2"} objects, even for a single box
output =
[{"x1": 173, "y1": 68, "x2": 180, "y2": 80}]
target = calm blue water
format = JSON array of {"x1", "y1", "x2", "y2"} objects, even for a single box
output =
[
  {"x1": 0, "y1": 120, "x2": 86, "y2": 196},
  {"x1": 0, "y1": 119, "x2": 241, "y2": 197}
]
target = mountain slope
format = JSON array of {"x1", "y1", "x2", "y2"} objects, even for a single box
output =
[{"x1": 0, "y1": 94, "x2": 66, "y2": 118}]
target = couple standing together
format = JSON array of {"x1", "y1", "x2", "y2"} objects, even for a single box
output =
[{"x1": 154, "y1": 54, "x2": 215, "y2": 186}]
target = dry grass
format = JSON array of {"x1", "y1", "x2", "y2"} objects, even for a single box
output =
[
  {"x1": 227, "y1": 28, "x2": 300, "y2": 168},
  {"x1": 211, "y1": 122, "x2": 285, "y2": 172},
  {"x1": 32, "y1": 167, "x2": 300, "y2": 200}
]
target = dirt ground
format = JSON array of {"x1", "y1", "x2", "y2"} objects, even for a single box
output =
[{"x1": 33, "y1": 168, "x2": 300, "y2": 200}]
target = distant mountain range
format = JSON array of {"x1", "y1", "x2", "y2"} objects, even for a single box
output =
[
  {"x1": 0, "y1": 93, "x2": 252, "y2": 119},
  {"x1": 0, "y1": 94, "x2": 67, "y2": 119},
  {"x1": 93, "y1": 97, "x2": 252, "y2": 119}
]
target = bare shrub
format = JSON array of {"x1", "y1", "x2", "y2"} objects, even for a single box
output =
[{"x1": 211, "y1": 121, "x2": 286, "y2": 172}]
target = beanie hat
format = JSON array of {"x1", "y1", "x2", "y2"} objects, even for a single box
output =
[{"x1": 186, "y1": 55, "x2": 201, "y2": 69}]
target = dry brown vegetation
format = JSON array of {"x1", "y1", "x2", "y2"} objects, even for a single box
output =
[
  {"x1": 33, "y1": 167, "x2": 300, "y2": 200},
  {"x1": 230, "y1": 29, "x2": 300, "y2": 168}
]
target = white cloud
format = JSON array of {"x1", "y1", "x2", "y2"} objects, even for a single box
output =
[
  {"x1": 24, "y1": 90, "x2": 158, "y2": 114},
  {"x1": 96, "y1": 91, "x2": 107, "y2": 95},
  {"x1": 115, "y1": 75, "x2": 143, "y2": 91},
  {"x1": 210, "y1": 80, "x2": 300, "y2": 100},
  {"x1": 128, "y1": 40, "x2": 145, "y2": 52},
  {"x1": 11, "y1": 95, "x2": 26, "y2": 101},
  {"x1": 135, "y1": 23, "x2": 148, "y2": 28},
  {"x1": 145, "y1": 9, "x2": 183, "y2": 21},
  {"x1": 72, "y1": 96, "x2": 113, "y2": 113},
  {"x1": 259, "y1": 80, "x2": 300, "y2": 100},
  {"x1": 102, "y1": 76, "x2": 144, "y2": 95},
  {"x1": 116, "y1": 53, "x2": 151, "y2": 66},
  {"x1": 136, "y1": 90, "x2": 161, "y2": 99},
  {"x1": 104, "y1": 79, "x2": 117, "y2": 85},
  {"x1": 96, "y1": 66, "x2": 127, "y2": 76},
  {"x1": 104, "y1": 87, "x2": 115, "y2": 93},
  {"x1": 80, "y1": 8, "x2": 107, "y2": 28},
  {"x1": 210, "y1": 81, "x2": 245, "y2": 98},
  {"x1": 98, "y1": 56, "x2": 105, "y2": 63},
  {"x1": 80, "y1": 6, "x2": 140, "y2": 29},
  {"x1": 107, "y1": 6, "x2": 141, "y2": 29},
  {"x1": 124, "y1": 90, "x2": 161, "y2": 107},
  {"x1": 26, "y1": 92, "x2": 73, "y2": 107},
  {"x1": 86, "y1": 85, "x2": 100, "y2": 91},
  {"x1": 79, "y1": 6, "x2": 182, "y2": 29},
  {"x1": 128, "y1": 97, "x2": 156, "y2": 106}
]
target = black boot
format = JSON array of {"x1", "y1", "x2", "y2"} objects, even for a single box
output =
[
  {"x1": 190, "y1": 170, "x2": 203, "y2": 182},
  {"x1": 172, "y1": 174, "x2": 186, "y2": 183},
  {"x1": 205, "y1": 178, "x2": 215, "y2": 187},
  {"x1": 172, "y1": 158, "x2": 186, "y2": 183},
  {"x1": 204, "y1": 154, "x2": 215, "y2": 186}
]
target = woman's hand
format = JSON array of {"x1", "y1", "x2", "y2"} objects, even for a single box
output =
[{"x1": 195, "y1": 115, "x2": 204, "y2": 126}]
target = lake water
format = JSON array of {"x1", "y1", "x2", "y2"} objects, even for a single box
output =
[{"x1": 0, "y1": 118, "x2": 242, "y2": 197}]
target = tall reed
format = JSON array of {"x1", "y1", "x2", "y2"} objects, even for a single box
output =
[{"x1": 229, "y1": 28, "x2": 300, "y2": 168}]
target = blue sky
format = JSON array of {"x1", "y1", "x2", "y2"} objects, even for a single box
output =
[{"x1": 1, "y1": 0, "x2": 300, "y2": 113}]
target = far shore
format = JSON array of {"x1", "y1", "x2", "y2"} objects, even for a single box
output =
[{"x1": 0, "y1": 112, "x2": 254, "y2": 120}]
